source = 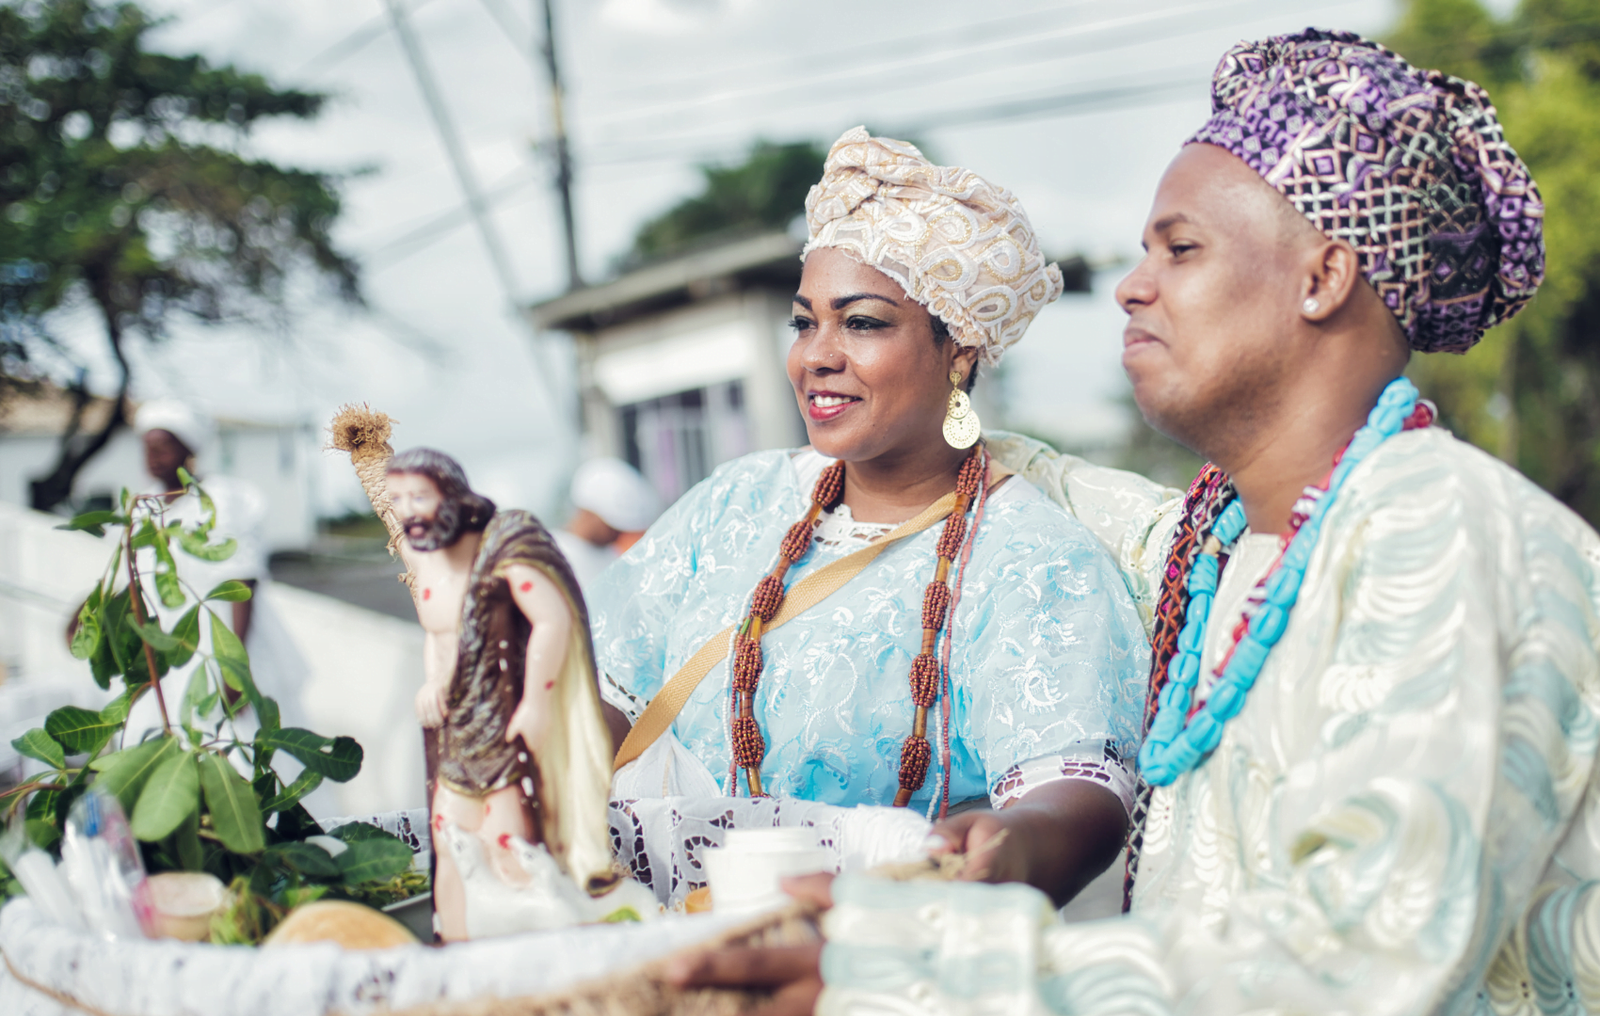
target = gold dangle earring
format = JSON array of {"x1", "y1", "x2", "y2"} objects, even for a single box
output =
[{"x1": 942, "y1": 368, "x2": 981, "y2": 449}]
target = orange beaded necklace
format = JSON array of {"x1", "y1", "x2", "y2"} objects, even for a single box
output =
[{"x1": 729, "y1": 445, "x2": 988, "y2": 806}]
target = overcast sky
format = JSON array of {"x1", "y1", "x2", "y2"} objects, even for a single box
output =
[{"x1": 47, "y1": 0, "x2": 1432, "y2": 516}]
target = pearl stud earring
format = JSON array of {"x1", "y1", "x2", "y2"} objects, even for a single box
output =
[{"x1": 1303, "y1": 298, "x2": 1319, "y2": 314}]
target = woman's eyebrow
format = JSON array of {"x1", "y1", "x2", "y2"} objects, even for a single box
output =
[
  {"x1": 831, "y1": 293, "x2": 899, "y2": 310},
  {"x1": 792, "y1": 294, "x2": 812, "y2": 309}
]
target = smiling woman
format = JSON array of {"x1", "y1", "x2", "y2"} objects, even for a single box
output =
[{"x1": 586, "y1": 128, "x2": 1148, "y2": 904}]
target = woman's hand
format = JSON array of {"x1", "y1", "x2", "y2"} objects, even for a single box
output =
[
  {"x1": 929, "y1": 779, "x2": 1128, "y2": 905},
  {"x1": 929, "y1": 807, "x2": 1027, "y2": 884},
  {"x1": 662, "y1": 874, "x2": 834, "y2": 1016}
]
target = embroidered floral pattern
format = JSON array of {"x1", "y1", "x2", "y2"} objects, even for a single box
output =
[{"x1": 588, "y1": 448, "x2": 1148, "y2": 810}]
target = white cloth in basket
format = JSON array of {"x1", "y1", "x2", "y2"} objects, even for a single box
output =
[{"x1": 0, "y1": 897, "x2": 766, "y2": 1016}]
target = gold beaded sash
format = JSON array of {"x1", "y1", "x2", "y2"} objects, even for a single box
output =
[{"x1": 612, "y1": 490, "x2": 964, "y2": 774}]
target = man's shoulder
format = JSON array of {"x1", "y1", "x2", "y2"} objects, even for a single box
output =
[
  {"x1": 984, "y1": 430, "x2": 1184, "y2": 566},
  {"x1": 1348, "y1": 427, "x2": 1600, "y2": 551},
  {"x1": 980, "y1": 477, "x2": 1137, "y2": 576}
]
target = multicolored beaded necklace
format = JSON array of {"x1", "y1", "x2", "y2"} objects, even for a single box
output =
[
  {"x1": 730, "y1": 445, "x2": 988, "y2": 805},
  {"x1": 1138, "y1": 377, "x2": 1429, "y2": 785}
]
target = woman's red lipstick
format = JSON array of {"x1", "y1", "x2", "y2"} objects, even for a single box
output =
[{"x1": 807, "y1": 390, "x2": 861, "y2": 422}]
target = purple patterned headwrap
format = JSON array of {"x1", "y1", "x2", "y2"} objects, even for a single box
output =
[{"x1": 1189, "y1": 28, "x2": 1544, "y2": 353}]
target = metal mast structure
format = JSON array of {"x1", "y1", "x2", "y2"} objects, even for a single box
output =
[
  {"x1": 538, "y1": 0, "x2": 582, "y2": 292},
  {"x1": 383, "y1": 0, "x2": 566, "y2": 411},
  {"x1": 383, "y1": 0, "x2": 523, "y2": 310}
]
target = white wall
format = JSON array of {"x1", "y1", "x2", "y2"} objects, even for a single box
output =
[{"x1": 272, "y1": 583, "x2": 426, "y2": 817}]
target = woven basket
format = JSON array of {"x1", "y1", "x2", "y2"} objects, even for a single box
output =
[
  {"x1": 384, "y1": 906, "x2": 816, "y2": 1016},
  {"x1": 0, "y1": 899, "x2": 816, "y2": 1016},
  {"x1": 0, "y1": 803, "x2": 820, "y2": 1016}
]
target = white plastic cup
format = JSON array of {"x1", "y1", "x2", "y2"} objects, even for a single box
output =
[{"x1": 701, "y1": 828, "x2": 829, "y2": 915}]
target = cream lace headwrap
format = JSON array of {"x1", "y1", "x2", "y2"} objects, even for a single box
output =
[{"x1": 802, "y1": 126, "x2": 1064, "y2": 367}]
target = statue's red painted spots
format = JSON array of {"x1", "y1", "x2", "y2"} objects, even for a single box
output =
[
  {"x1": 544, "y1": 681, "x2": 554, "y2": 690},
  {"x1": 423, "y1": 588, "x2": 431, "y2": 600},
  {"x1": 519, "y1": 581, "x2": 533, "y2": 592},
  {"x1": 497, "y1": 833, "x2": 511, "y2": 849}
]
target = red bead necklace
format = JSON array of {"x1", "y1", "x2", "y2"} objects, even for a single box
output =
[{"x1": 730, "y1": 446, "x2": 987, "y2": 805}]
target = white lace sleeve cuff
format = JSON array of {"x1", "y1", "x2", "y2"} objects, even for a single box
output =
[{"x1": 989, "y1": 741, "x2": 1136, "y2": 817}]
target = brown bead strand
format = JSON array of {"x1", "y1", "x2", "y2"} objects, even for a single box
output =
[
  {"x1": 729, "y1": 461, "x2": 845, "y2": 796},
  {"x1": 894, "y1": 447, "x2": 986, "y2": 807},
  {"x1": 730, "y1": 449, "x2": 985, "y2": 807}
]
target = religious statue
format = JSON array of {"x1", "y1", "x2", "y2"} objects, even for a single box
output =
[{"x1": 329, "y1": 406, "x2": 648, "y2": 940}]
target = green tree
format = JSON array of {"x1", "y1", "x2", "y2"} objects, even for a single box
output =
[
  {"x1": 1388, "y1": 0, "x2": 1600, "y2": 522},
  {"x1": 624, "y1": 139, "x2": 826, "y2": 267},
  {"x1": 0, "y1": 0, "x2": 359, "y2": 512}
]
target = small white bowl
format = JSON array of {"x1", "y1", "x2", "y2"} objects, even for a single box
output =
[{"x1": 702, "y1": 829, "x2": 829, "y2": 915}]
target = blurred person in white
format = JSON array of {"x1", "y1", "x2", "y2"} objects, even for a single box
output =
[
  {"x1": 551, "y1": 457, "x2": 661, "y2": 590},
  {"x1": 123, "y1": 401, "x2": 308, "y2": 742}
]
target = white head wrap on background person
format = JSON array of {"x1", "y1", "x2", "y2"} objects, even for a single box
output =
[
  {"x1": 134, "y1": 400, "x2": 215, "y2": 458},
  {"x1": 571, "y1": 457, "x2": 661, "y2": 533},
  {"x1": 802, "y1": 126, "x2": 1065, "y2": 367}
]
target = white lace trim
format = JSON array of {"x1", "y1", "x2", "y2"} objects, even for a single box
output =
[
  {"x1": 813, "y1": 503, "x2": 894, "y2": 551},
  {"x1": 990, "y1": 743, "x2": 1136, "y2": 817}
]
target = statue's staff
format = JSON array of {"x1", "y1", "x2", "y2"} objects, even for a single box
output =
[{"x1": 327, "y1": 404, "x2": 415, "y2": 597}]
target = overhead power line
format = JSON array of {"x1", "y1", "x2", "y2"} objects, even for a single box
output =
[
  {"x1": 580, "y1": 0, "x2": 1326, "y2": 131},
  {"x1": 383, "y1": 0, "x2": 523, "y2": 302},
  {"x1": 577, "y1": 64, "x2": 1215, "y2": 169},
  {"x1": 381, "y1": 0, "x2": 566, "y2": 410},
  {"x1": 364, "y1": 168, "x2": 544, "y2": 268},
  {"x1": 589, "y1": 0, "x2": 1104, "y2": 104},
  {"x1": 895, "y1": 72, "x2": 1209, "y2": 135},
  {"x1": 295, "y1": 0, "x2": 440, "y2": 80},
  {"x1": 360, "y1": 64, "x2": 1210, "y2": 273}
]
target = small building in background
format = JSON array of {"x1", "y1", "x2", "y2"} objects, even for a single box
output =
[
  {"x1": 529, "y1": 231, "x2": 807, "y2": 505},
  {"x1": 0, "y1": 386, "x2": 317, "y2": 552}
]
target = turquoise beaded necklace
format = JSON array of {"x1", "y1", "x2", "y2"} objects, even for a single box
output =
[{"x1": 1138, "y1": 377, "x2": 1422, "y2": 786}]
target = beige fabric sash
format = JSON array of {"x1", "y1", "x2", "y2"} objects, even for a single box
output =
[
  {"x1": 611, "y1": 462, "x2": 1014, "y2": 774},
  {"x1": 612, "y1": 493, "x2": 959, "y2": 773}
]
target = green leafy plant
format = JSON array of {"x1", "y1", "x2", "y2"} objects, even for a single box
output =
[{"x1": 0, "y1": 472, "x2": 417, "y2": 941}]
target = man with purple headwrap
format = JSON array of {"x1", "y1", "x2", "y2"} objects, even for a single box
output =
[{"x1": 667, "y1": 29, "x2": 1600, "y2": 1016}]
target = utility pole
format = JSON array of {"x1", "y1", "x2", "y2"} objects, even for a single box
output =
[{"x1": 538, "y1": 0, "x2": 583, "y2": 291}]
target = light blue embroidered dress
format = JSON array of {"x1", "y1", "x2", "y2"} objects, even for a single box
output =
[{"x1": 589, "y1": 448, "x2": 1149, "y2": 812}]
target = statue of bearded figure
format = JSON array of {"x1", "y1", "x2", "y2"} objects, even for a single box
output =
[{"x1": 365, "y1": 442, "x2": 625, "y2": 939}]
